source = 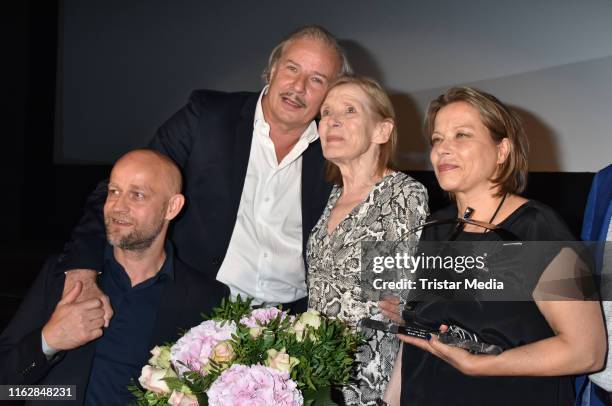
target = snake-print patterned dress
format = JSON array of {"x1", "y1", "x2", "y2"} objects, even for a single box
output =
[{"x1": 307, "y1": 171, "x2": 428, "y2": 405}]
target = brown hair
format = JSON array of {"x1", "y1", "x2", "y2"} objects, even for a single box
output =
[
  {"x1": 424, "y1": 86, "x2": 529, "y2": 196},
  {"x1": 262, "y1": 25, "x2": 352, "y2": 84},
  {"x1": 323, "y1": 76, "x2": 397, "y2": 185}
]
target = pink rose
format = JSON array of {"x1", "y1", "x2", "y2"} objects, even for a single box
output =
[
  {"x1": 168, "y1": 390, "x2": 199, "y2": 406},
  {"x1": 138, "y1": 365, "x2": 175, "y2": 394}
]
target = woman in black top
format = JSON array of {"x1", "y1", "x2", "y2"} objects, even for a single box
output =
[{"x1": 396, "y1": 87, "x2": 605, "y2": 405}]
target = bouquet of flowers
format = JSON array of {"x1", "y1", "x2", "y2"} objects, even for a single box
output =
[{"x1": 130, "y1": 297, "x2": 363, "y2": 405}]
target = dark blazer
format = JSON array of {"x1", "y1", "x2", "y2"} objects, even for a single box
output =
[
  {"x1": 0, "y1": 254, "x2": 229, "y2": 405},
  {"x1": 57, "y1": 90, "x2": 332, "y2": 281}
]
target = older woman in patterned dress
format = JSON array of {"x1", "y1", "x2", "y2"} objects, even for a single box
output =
[{"x1": 306, "y1": 76, "x2": 428, "y2": 405}]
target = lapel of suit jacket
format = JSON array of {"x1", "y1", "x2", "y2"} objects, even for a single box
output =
[
  {"x1": 229, "y1": 93, "x2": 259, "y2": 218},
  {"x1": 301, "y1": 139, "x2": 325, "y2": 252},
  {"x1": 148, "y1": 267, "x2": 189, "y2": 346}
]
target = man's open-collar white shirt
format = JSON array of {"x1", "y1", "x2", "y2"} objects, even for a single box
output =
[{"x1": 216, "y1": 87, "x2": 319, "y2": 305}]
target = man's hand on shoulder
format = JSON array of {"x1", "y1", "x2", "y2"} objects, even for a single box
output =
[
  {"x1": 63, "y1": 268, "x2": 113, "y2": 327},
  {"x1": 42, "y1": 281, "x2": 105, "y2": 351}
]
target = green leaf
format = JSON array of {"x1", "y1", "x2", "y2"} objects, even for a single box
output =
[
  {"x1": 163, "y1": 376, "x2": 185, "y2": 392},
  {"x1": 302, "y1": 387, "x2": 338, "y2": 405},
  {"x1": 209, "y1": 294, "x2": 253, "y2": 322}
]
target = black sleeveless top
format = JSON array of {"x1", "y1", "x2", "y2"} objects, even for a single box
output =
[{"x1": 401, "y1": 200, "x2": 576, "y2": 406}]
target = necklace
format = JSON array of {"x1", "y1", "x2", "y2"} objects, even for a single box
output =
[
  {"x1": 488, "y1": 193, "x2": 508, "y2": 224},
  {"x1": 449, "y1": 193, "x2": 508, "y2": 240}
]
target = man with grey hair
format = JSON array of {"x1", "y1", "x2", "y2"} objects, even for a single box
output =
[{"x1": 58, "y1": 25, "x2": 351, "y2": 315}]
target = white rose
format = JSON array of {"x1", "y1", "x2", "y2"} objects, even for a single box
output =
[
  {"x1": 291, "y1": 320, "x2": 307, "y2": 342},
  {"x1": 291, "y1": 310, "x2": 322, "y2": 342},
  {"x1": 148, "y1": 345, "x2": 172, "y2": 369},
  {"x1": 249, "y1": 326, "x2": 263, "y2": 338},
  {"x1": 211, "y1": 341, "x2": 235, "y2": 363},
  {"x1": 266, "y1": 348, "x2": 300, "y2": 373},
  {"x1": 299, "y1": 310, "x2": 322, "y2": 329}
]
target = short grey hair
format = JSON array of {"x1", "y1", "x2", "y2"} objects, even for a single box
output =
[{"x1": 262, "y1": 25, "x2": 352, "y2": 84}]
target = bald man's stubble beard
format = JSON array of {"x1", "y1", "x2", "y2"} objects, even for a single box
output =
[{"x1": 105, "y1": 215, "x2": 165, "y2": 253}]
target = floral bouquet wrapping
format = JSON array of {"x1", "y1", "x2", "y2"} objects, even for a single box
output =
[{"x1": 130, "y1": 297, "x2": 363, "y2": 405}]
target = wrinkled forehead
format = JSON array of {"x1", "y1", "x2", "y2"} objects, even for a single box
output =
[
  {"x1": 324, "y1": 83, "x2": 375, "y2": 112},
  {"x1": 328, "y1": 83, "x2": 367, "y2": 100}
]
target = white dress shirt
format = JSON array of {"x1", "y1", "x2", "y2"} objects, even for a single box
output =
[{"x1": 216, "y1": 88, "x2": 319, "y2": 305}]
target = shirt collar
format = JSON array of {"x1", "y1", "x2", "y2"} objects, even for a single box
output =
[
  {"x1": 103, "y1": 241, "x2": 175, "y2": 284},
  {"x1": 254, "y1": 85, "x2": 319, "y2": 145}
]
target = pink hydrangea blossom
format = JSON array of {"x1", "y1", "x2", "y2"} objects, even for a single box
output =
[
  {"x1": 207, "y1": 364, "x2": 303, "y2": 406},
  {"x1": 239, "y1": 307, "x2": 293, "y2": 328},
  {"x1": 170, "y1": 320, "x2": 237, "y2": 376}
]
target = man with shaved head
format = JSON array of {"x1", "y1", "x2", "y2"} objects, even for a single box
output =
[
  {"x1": 0, "y1": 149, "x2": 229, "y2": 405},
  {"x1": 105, "y1": 150, "x2": 183, "y2": 254}
]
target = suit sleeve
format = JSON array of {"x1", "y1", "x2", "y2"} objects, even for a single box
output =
[
  {"x1": 56, "y1": 91, "x2": 205, "y2": 273},
  {"x1": 56, "y1": 180, "x2": 108, "y2": 273},
  {"x1": 581, "y1": 172, "x2": 599, "y2": 241},
  {"x1": 0, "y1": 257, "x2": 65, "y2": 384},
  {"x1": 148, "y1": 90, "x2": 204, "y2": 168}
]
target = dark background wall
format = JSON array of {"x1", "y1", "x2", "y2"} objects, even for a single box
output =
[
  {"x1": 0, "y1": 1, "x2": 601, "y2": 331},
  {"x1": 56, "y1": 0, "x2": 612, "y2": 172},
  {"x1": 2, "y1": 1, "x2": 110, "y2": 330}
]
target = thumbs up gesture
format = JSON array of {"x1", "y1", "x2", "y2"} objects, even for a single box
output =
[{"x1": 42, "y1": 281, "x2": 105, "y2": 351}]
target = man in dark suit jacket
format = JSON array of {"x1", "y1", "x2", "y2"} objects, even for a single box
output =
[
  {"x1": 0, "y1": 150, "x2": 229, "y2": 405},
  {"x1": 58, "y1": 25, "x2": 352, "y2": 318}
]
